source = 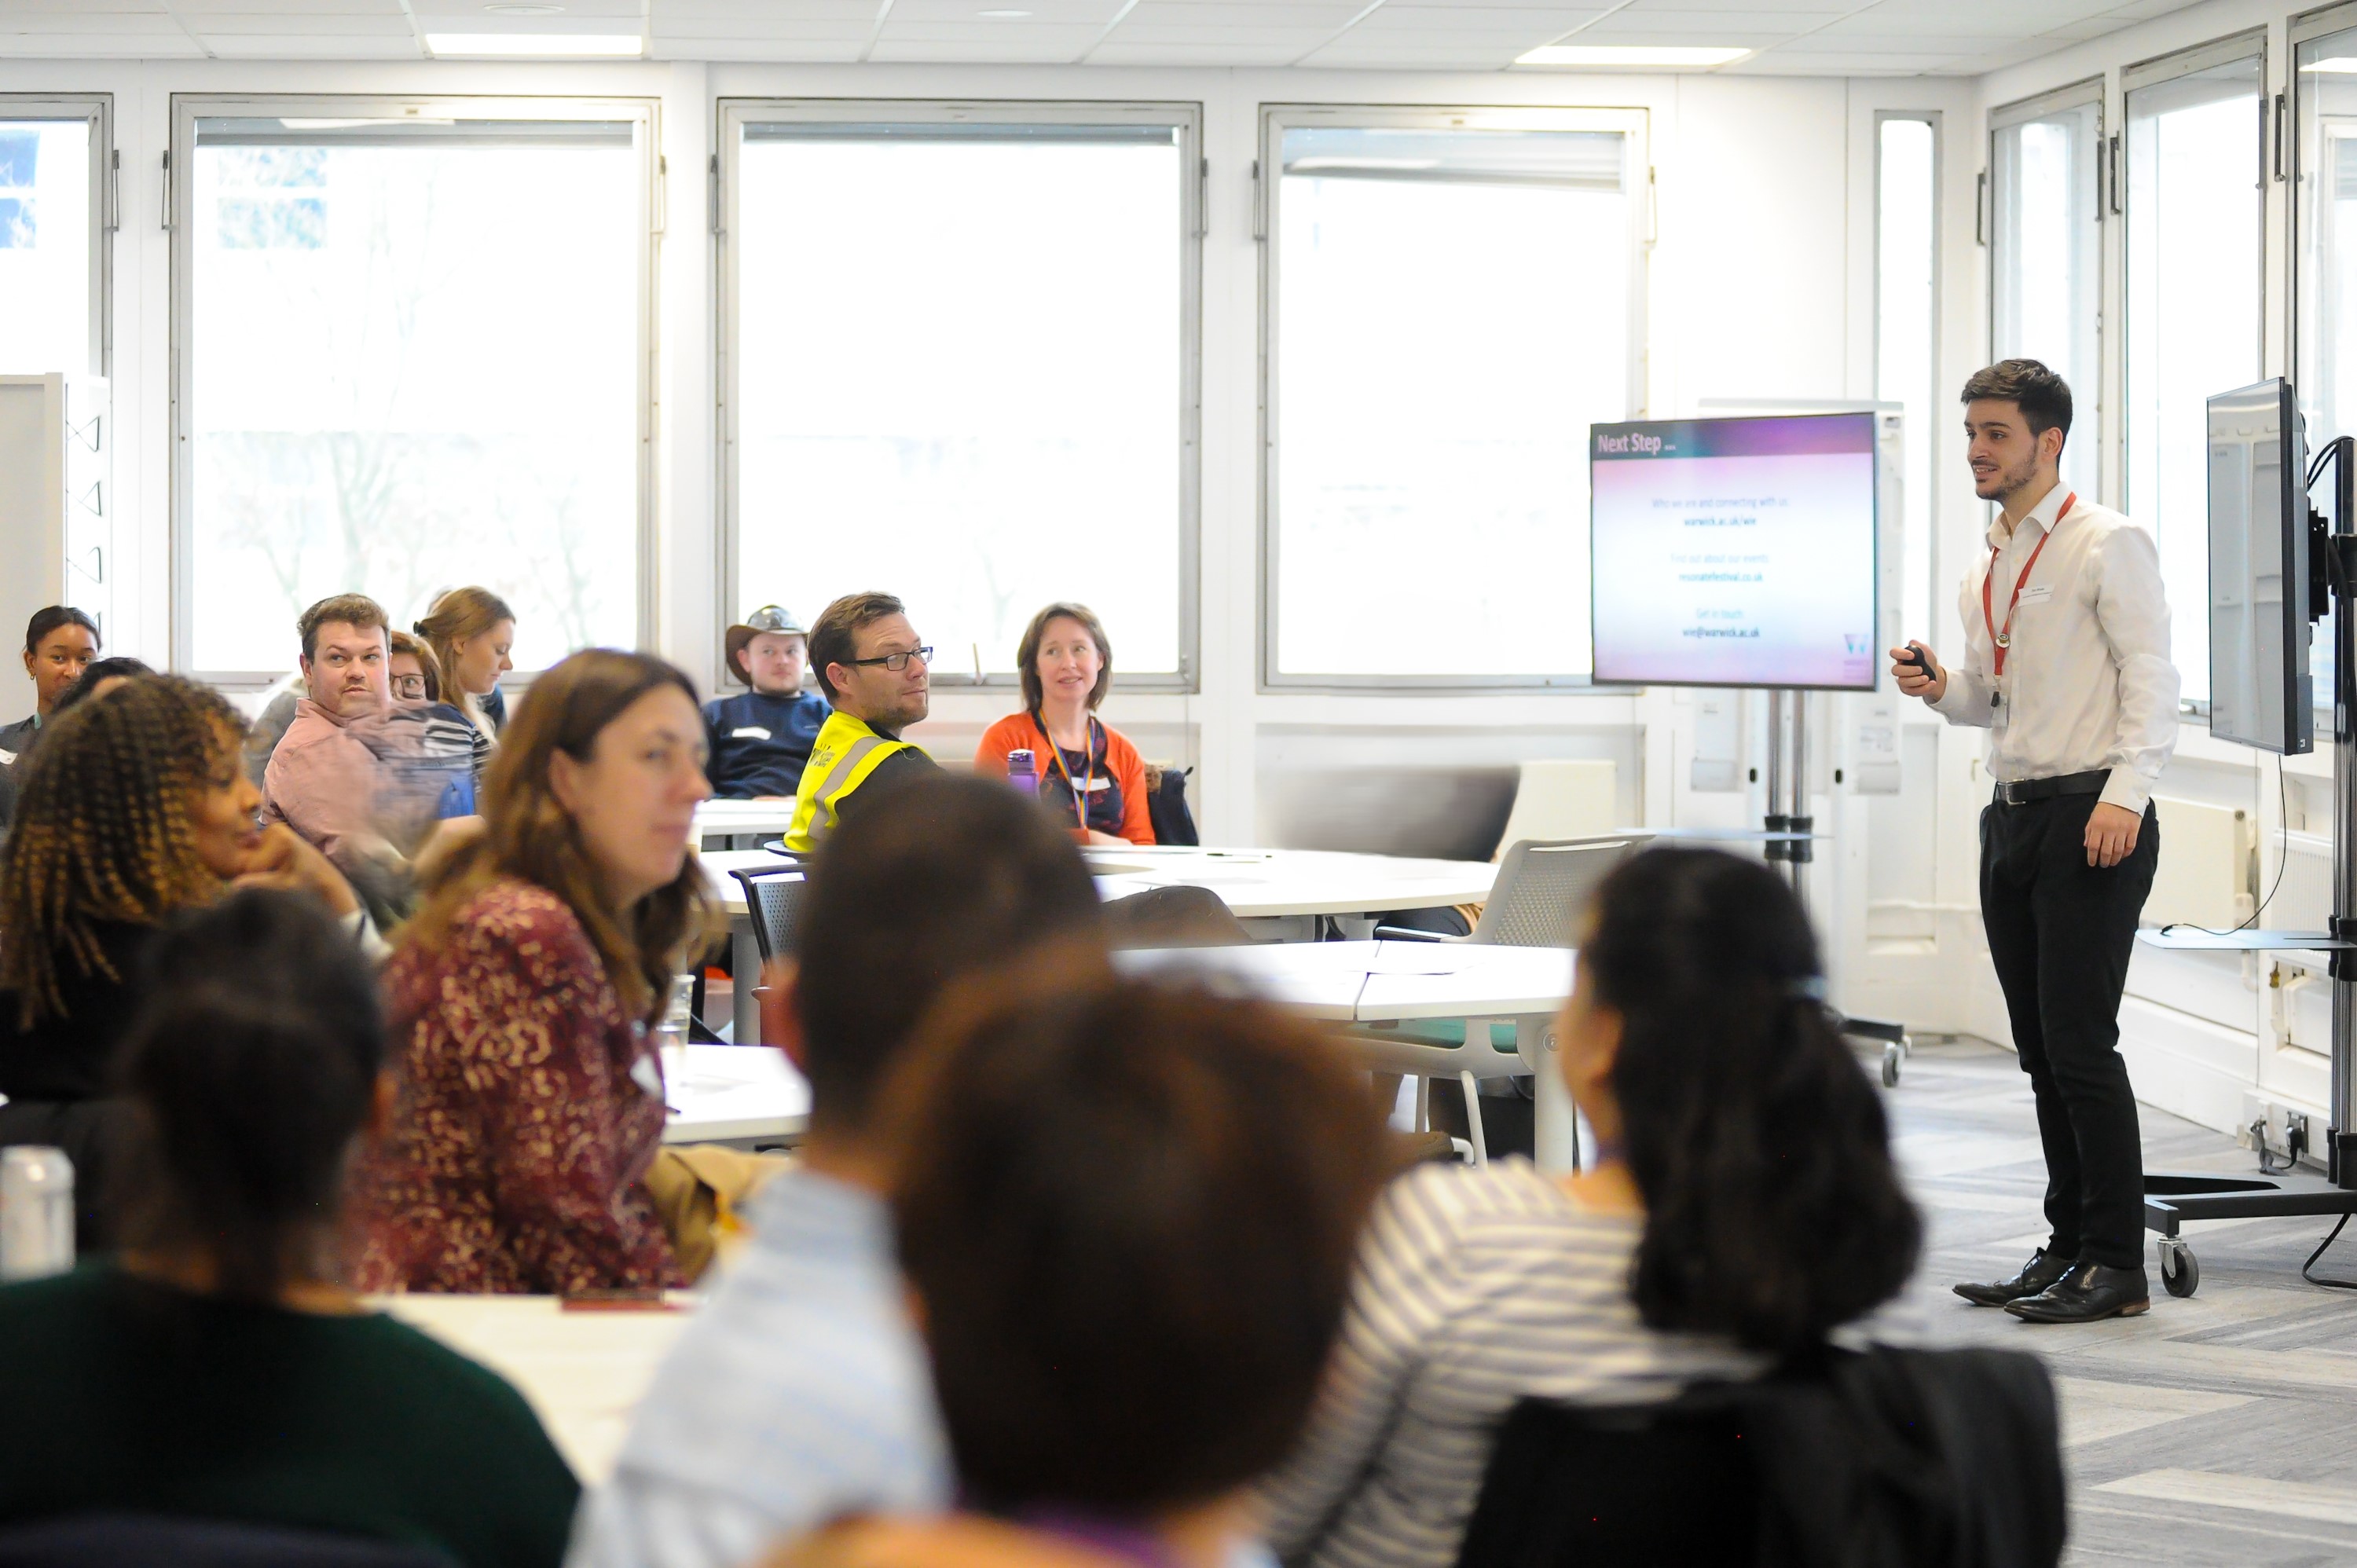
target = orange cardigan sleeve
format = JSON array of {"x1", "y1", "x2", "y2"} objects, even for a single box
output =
[
  {"x1": 1103, "y1": 726, "x2": 1156, "y2": 845},
  {"x1": 973, "y1": 713, "x2": 1037, "y2": 776}
]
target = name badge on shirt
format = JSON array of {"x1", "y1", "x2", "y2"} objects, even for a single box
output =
[
  {"x1": 2018, "y1": 584, "x2": 2054, "y2": 606},
  {"x1": 731, "y1": 726, "x2": 772, "y2": 740}
]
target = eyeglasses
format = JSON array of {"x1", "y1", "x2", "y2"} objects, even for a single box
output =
[
  {"x1": 390, "y1": 674, "x2": 429, "y2": 699},
  {"x1": 846, "y1": 647, "x2": 933, "y2": 673}
]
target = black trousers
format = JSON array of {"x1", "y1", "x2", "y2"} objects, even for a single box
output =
[{"x1": 1979, "y1": 792, "x2": 2158, "y2": 1269}]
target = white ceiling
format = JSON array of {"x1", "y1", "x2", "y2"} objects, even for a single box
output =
[{"x1": 0, "y1": 0, "x2": 2209, "y2": 76}]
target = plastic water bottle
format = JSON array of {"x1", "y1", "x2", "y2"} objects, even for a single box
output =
[
  {"x1": 0, "y1": 1147, "x2": 75, "y2": 1281},
  {"x1": 1006, "y1": 749, "x2": 1038, "y2": 795}
]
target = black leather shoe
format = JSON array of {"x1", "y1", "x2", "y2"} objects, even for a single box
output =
[
  {"x1": 2004, "y1": 1261, "x2": 2151, "y2": 1324},
  {"x1": 1952, "y1": 1249, "x2": 2076, "y2": 1307}
]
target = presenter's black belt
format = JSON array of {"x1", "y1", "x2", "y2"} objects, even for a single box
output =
[{"x1": 1990, "y1": 769, "x2": 2110, "y2": 807}]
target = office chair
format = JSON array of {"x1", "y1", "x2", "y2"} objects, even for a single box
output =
[{"x1": 728, "y1": 859, "x2": 811, "y2": 965}]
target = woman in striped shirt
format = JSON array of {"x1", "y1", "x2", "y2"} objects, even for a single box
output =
[{"x1": 1262, "y1": 847, "x2": 1923, "y2": 1568}]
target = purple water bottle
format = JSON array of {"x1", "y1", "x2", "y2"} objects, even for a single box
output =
[{"x1": 1006, "y1": 749, "x2": 1037, "y2": 796}]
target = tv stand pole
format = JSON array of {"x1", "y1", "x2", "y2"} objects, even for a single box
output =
[
  {"x1": 1766, "y1": 687, "x2": 1912, "y2": 1086},
  {"x1": 2135, "y1": 433, "x2": 2357, "y2": 1297}
]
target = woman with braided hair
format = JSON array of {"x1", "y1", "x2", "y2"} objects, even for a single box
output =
[{"x1": 0, "y1": 676, "x2": 359, "y2": 1251}]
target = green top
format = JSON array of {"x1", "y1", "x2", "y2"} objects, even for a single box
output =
[{"x1": 0, "y1": 1264, "x2": 580, "y2": 1568}]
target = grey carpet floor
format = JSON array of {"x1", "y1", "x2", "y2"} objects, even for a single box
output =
[{"x1": 1887, "y1": 1038, "x2": 2357, "y2": 1567}]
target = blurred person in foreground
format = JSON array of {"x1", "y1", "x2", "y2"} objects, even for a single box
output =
[
  {"x1": 569, "y1": 772, "x2": 1107, "y2": 1568},
  {"x1": 0, "y1": 889, "x2": 577, "y2": 1567},
  {"x1": 772, "y1": 962, "x2": 1388, "y2": 1568}
]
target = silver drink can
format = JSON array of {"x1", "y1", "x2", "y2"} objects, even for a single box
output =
[{"x1": 0, "y1": 1146, "x2": 75, "y2": 1282}]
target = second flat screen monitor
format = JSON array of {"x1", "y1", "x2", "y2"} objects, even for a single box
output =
[{"x1": 1589, "y1": 412, "x2": 1879, "y2": 691}]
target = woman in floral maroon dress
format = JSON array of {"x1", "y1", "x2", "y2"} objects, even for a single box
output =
[{"x1": 355, "y1": 649, "x2": 720, "y2": 1294}]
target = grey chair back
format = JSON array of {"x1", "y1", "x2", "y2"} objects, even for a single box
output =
[
  {"x1": 1470, "y1": 837, "x2": 1641, "y2": 948},
  {"x1": 729, "y1": 861, "x2": 811, "y2": 963}
]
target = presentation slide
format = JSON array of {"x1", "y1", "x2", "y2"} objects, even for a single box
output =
[{"x1": 1589, "y1": 413, "x2": 1878, "y2": 691}]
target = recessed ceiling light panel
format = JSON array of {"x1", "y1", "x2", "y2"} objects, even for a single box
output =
[
  {"x1": 978, "y1": 8, "x2": 1034, "y2": 16},
  {"x1": 484, "y1": 3, "x2": 566, "y2": 14},
  {"x1": 1515, "y1": 44, "x2": 1751, "y2": 68},
  {"x1": 424, "y1": 31, "x2": 643, "y2": 56}
]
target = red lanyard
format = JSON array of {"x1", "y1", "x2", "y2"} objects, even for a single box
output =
[
  {"x1": 1982, "y1": 492, "x2": 2073, "y2": 677},
  {"x1": 1036, "y1": 713, "x2": 1098, "y2": 833}
]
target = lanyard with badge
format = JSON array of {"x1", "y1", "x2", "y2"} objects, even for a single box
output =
[
  {"x1": 1039, "y1": 713, "x2": 1102, "y2": 833},
  {"x1": 1982, "y1": 492, "x2": 2073, "y2": 701}
]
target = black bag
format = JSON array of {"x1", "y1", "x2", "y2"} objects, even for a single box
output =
[
  {"x1": 1456, "y1": 1343, "x2": 2065, "y2": 1568},
  {"x1": 1146, "y1": 763, "x2": 1199, "y2": 847}
]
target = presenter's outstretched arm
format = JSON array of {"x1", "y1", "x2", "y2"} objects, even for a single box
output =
[{"x1": 1889, "y1": 641, "x2": 1946, "y2": 702}]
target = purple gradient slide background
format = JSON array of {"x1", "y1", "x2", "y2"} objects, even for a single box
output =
[{"x1": 1591, "y1": 442, "x2": 1876, "y2": 689}]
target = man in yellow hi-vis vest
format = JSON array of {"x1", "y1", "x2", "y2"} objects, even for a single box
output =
[{"x1": 783, "y1": 592, "x2": 937, "y2": 855}]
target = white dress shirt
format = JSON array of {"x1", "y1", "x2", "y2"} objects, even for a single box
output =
[{"x1": 1929, "y1": 480, "x2": 2179, "y2": 815}]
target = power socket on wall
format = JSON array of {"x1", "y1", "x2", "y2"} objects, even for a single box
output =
[{"x1": 2240, "y1": 1094, "x2": 2316, "y2": 1168}]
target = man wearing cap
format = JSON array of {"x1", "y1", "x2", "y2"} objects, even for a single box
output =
[{"x1": 703, "y1": 605, "x2": 832, "y2": 800}]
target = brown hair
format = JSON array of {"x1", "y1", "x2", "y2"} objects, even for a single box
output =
[
  {"x1": 884, "y1": 959, "x2": 1388, "y2": 1513},
  {"x1": 0, "y1": 676, "x2": 248, "y2": 1025},
  {"x1": 796, "y1": 772, "x2": 1105, "y2": 1134},
  {"x1": 807, "y1": 591, "x2": 906, "y2": 703},
  {"x1": 387, "y1": 629, "x2": 445, "y2": 703},
  {"x1": 297, "y1": 593, "x2": 390, "y2": 663},
  {"x1": 1015, "y1": 602, "x2": 1113, "y2": 716},
  {"x1": 413, "y1": 586, "x2": 515, "y2": 731},
  {"x1": 401, "y1": 648, "x2": 720, "y2": 1025},
  {"x1": 1961, "y1": 358, "x2": 2073, "y2": 449}
]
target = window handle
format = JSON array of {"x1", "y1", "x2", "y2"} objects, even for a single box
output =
[
  {"x1": 2275, "y1": 91, "x2": 2287, "y2": 183},
  {"x1": 2108, "y1": 134, "x2": 2122, "y2": 216},
  {"x1": 1976, "y1": 169, "x2": 1987, "y2": 246}
]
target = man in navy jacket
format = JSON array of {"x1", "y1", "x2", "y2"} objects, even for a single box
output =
[{"x1": 703, "y1": 605, "x2": 830, "y2": 799}]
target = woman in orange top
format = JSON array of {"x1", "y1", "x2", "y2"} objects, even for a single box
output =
[{"x1": 975, "y1": 603, "x2": 1155, "y2": 846}]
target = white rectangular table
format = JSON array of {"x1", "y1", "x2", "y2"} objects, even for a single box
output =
[
  {"x1": 1117, "y1": 940, "x2": 1582, "y2": 1173},
  {"x1": 662, "y1": 1042, "x2": 807, "y2": 1148},
  {"x1": 701, "y1": 846, "x2": 1498, "y2": 1046}
]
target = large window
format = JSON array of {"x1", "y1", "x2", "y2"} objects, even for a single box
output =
[
  {"x1": 0, "y1": 97, "x2": 107, "y2": 379},
  {"x1": 1262, "y1": 108, "x2": 1644, "y2": 687},
  {"x1": 720, "y1": 102, "x2": 1197, "y2": 687},
  {"x1": 1989, "y1": 82, "x2": 2102, "y2": 473},
  {"x1": 2297, "y1": 13, "x2": 2357, "y2": 708},
  {"x1": 174, "y1": 101, "x2": 654, "y2": 678},
  {"x1": 2126, "y1": 39, "x2": 2265, "y2": 706},
  {"x1": 1877, "y1": 115, "x2": 1937, "y2": 646}
]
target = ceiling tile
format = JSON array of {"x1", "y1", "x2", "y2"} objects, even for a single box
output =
[
  {"x1": 189, "y1": 12, "x2": 413, "y2": 34},
  {"x1": 888, "y1": 0, "x2": 1123, "y2": 19},
  {"x1": 1116, "y1": 2, "x2": 1364, "y2": 28},
  {"x1": 1296, "y1": 44, "x2": 1521, "y2": 68},
  {"x1": 876, "y1": 20, "x2": 1102, "y2": 42},
  {"x1": 204, "y1": 32, "x2": 424, "y2": 55},
  {"x1": 650, "y1": 18, "x2": 873, "y2": 38},
  {"x1": 1086, "y1": 38, "x2": 1318, "y2": 62},
  {"x1": 167, "y1": 0, "x2": 404, "y2": 13},
  {"x1": 870, "y1": 35, "x2": 1097, "y2": 59},
  {"x1": 654, "y1": 0, "x2": 874, "y2": 16},
  {"x1": 650, "y1": 34, "x2": 867, "y2": 59}
]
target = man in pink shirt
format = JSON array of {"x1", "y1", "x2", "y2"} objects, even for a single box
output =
[{"x1": 262, "y1": 593, "x2": 396, "y2": 871}]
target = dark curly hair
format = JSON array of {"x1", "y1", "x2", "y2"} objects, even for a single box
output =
[
  {"x1": 1582, "y1": 847, "x2": 1921, "y2": 1356},
  {"x1": 0, "y1": 675, "x2": 250, "y2": 1026}
]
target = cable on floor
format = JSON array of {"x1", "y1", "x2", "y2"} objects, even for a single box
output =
[{"x1": 2301, "y1": 1212, "x2": 2357, "y2": 1291}]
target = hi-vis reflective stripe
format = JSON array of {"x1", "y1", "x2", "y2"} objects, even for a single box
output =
[
  {"x1": 783, "y1": 716, "x2": 912, "y2": 854},
  {"x1": 804, "y1": 735, "x2": 883, "y2": 846}
]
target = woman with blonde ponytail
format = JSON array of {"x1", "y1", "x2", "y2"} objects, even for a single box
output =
[{"x1": 413, "y1": 587, "x2": 515, "y2": 740}]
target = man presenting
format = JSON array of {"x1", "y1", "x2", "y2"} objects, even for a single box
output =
[
  {"x1": 1893, "y1": 359, "x2": 2179, "y2": 1324},
  {"x1": 703, "y1": 604, "x2": 830, "y2": 800}
]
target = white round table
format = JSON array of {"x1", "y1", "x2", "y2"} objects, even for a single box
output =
[{"x1": 697, "y1": 845, "x2": 1497, "y2": 1044}]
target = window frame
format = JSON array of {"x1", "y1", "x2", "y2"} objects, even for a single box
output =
[
  {"x1": 2292, "y1": 1, "x2": 2357, "y2": 410},
  {"x1": 0, "y1": 93, "x2": 113, "y2": 379},
  {"x1": 167, "y1": 93, "x2": 662, "y2": 686},
  {"x1": 1874, "y1": 109, "x2": 1942, "y2": 652},
  {"x1": 1256, "y1": 102, "x2": 1651, "y2": 694},
  {"x1": 2119, "y1": 32, "x2": 2268, "y2": 716},
  {"x1": 713, "y1": 97, "x2": 1205, "y2": 694},
  {"x1": 1985, "y1": 77, "x2": 2104, "y2": 486}
]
